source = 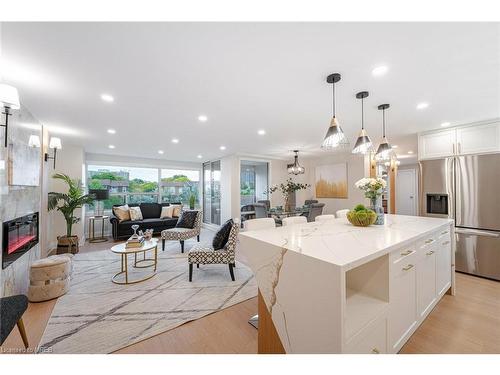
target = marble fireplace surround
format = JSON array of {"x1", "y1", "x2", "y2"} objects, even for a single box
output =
[{"x1": 0, "y1": 105, "x2": 43, "y2": 297}]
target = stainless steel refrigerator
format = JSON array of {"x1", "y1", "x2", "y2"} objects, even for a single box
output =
[{"x1": 419, "y1": 154, "x2": 500, "y2": 281}]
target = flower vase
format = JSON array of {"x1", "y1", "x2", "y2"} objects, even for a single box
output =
[{"x1": 370, "y1": 196, "x2": 385, "y2": 225}]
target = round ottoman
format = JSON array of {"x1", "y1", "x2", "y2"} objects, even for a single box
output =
[{"x1": 28, "y1": 254, "x2": 73, "y2": 302}]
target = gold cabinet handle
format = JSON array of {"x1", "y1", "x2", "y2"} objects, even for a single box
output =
[
  {"x1": 426, "y1": 250, "x2": 435, "y2": 256},
  {"x1": 442, "y1": 241, "x2": 450, "y2": 245},
  {"x1": 403, "y1": 264, "x2": 414, "y2": 271},
  {"x1": 424, "y1": 239, "x2": 434, "y2": 244},
  {"x1": 400, "y1": 250, "x2": 413, "y2": 256},
  {"x1": 372, "y1": 348, "x2": 380, "y2": 354},
  {"x1": 441, "y1": 231, "x2": 449, "y2": 235}
]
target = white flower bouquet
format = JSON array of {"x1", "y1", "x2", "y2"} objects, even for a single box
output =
[{"x1": 354, "y1": 177, "x2": 387, "y2": 201}]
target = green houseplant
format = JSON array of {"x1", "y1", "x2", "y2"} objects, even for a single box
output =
[
  {"x1": 189, "y1": 193, "x2": 196, "y2": 210},
  {"x1": 48, "y1": 173, "x2": 96, "y2": 254}
]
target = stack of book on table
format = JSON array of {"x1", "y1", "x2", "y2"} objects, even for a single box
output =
[{"x1": 125, "y1": 235, "x2": 145, "y2": 249}]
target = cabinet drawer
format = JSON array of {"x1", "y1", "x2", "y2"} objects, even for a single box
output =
[
  {"x1": 345, "y1": 316, "x2": 387, "y2": 354},
  {"x1": 390, "y1": 244, "x2": 417, "y2": 265}
]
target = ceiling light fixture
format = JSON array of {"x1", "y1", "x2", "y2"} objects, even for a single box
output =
[
  {"x1": 257, "y1": 129, "x2": 266, "y2": 135},
  {"x1": 198, "y1": 115, "x2": 208, "y2": 122},
  {"x1": 392, "y1": 145, "x2": 398, "y2": 149},
  {"x1": 408, "y1": 151, "x2": 414, "y2": 154},
  {"x1": 440, "y1": 122, "x2": 451, "y2": 127},
  {"x1": 416, "y1": 102, "x2": 429, "y2": 110},
  {"x1": 171, "y1": 138, "x2": 179, "y2": 144},
  {"x1": 197, "y1": 154, "x2": 202, "y2": 159},
  {"x1": 372, "y1": 65, "x2": 388, "y2": 77},
  {"x1": 322, "y1": 73, "x2": 349, "y2": 150},
  {"x1": 0, "y1": 84, "x2": 20, "y2": 147},
  {"x1": 375, "y1": 104, "x2": 395, "y2": 161},
  {"x1": 352, "y1": 91, "x2": 374, "y2": 154},
  {"x1": 158, "y1": 150, "x2": 164, "y2": 155},
  {"x1": 108, "y1": 144, "x2": 115, "y2": 149},
  {"x1": 287, "y1": 150, "x2": 305, "y2": 175},
  {"x1": 107, "y1": 129, "x2": 116, "y2": 134},
  {"x1": 101, "y1": 94, "x2": 114, "y2": 102},
  {"x1": 220, "y1": 146, "x2": 226, "y2": 151}
]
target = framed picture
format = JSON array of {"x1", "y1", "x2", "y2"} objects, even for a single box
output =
[{"x1": 315, "y1": 163, "x2": 348, "y2": 199}]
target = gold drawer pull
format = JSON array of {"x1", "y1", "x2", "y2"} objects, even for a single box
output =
[
  {"x1": 400, "y1": 250, "x2": 413, "y2": 256},
  {"x1": 442, "y1": 241, "x2": 450, "y2": 245},
  {"x1": 425, "y1": 239, "x2": 434, "y2": 244},
  {"x1": 441, "y1": 231, "x2": 449, "y2": 235},
  {"x1": 403, "y1": 264, "x2": 414, "y2": 271},
  {"x1": 372, "y1": 348, "x2": 380, "y2": 354},
  {"x1": 426, "y1": 250, "x2": 435, "y2": 256}
]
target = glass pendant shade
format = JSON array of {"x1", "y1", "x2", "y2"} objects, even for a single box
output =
[
  {"x1": 352, "y1": 91, "x2": 373, "y2": 154},
  {"x1": 322, "y1": 73, "x2": 349, "y2": 150},
  {"x1": 375, "y1": 104, "x2": 394, "y2": 161},
  {"x1": 287, "y1": 150, "x2": 305, "y2": 175}
]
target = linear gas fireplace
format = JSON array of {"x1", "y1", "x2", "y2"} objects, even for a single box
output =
[{"x1": 2, "y1": 213, "x2": 39, "y2": 269}]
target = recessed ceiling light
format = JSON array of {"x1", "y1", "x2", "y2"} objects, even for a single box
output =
[
  {"x1": 372, "y1": 65, "x2": 389, "y2": 77},
  {"x1": 391, "y1": 145, "x2": 398, "y2": 149},
  {"x1": 440, "y1": 122, "x2": 451, "y2": 127},
  {"x1": 198, "y1": 115, "x2": 208, "y2": 122},
  {"x1": 257, "y1": 129, "x2": 266, "y2": 135},
  {"x1": 416, "y1": 102, "x2": 429, "y2": 110},
  {"x1": 171, "y1": 138, "x2": 179, "y2": 144},
  {"x1": 158, "y1": 150, "x2": 164, "y2": 154},
  {"x1": 220, "y1": 146, "x2": 226, "y2": 151},
  {"x1": 108, "y1": 144, "x2": 115, "y2": 149},
  {"x1": 197, "y1": 154, "x2": 202, "y2": 159},
  {"x1": 107, "y1": 129, "x2": 116, "y2": 134},
  {"x1": 101, "y1": 94, "x2": 114, "y2": 102},
  {"x1": 408, "y1": 151, "x2": 414, "y2": 154}
]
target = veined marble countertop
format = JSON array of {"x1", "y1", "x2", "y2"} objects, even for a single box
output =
[{"x1": 239, "y1": 214, "x2": 453, "y2": 270}]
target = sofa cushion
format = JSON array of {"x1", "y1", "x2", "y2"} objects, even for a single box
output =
[
  {"x1": 140, "y1": 203, "x2": 162, "y2": 219},
  {"x1": 161, "y1": 205, "x2": 175, "y2": 218},
  {"x1": 176, "y1": 210, "x2": 198, "y2": 229},
  {"x1": 129, "y1": 206, "x2": 143, "y2": 221},
  {"x1": 212, "y1": 219, "x2": 234, "y2": 250},
  {"x1": 113, "y1": 204, "x2": 131, "y2": 222}
]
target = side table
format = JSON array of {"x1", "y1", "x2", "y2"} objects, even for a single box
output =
[{"x1": 89, "y1": 215, "x2": 109, "y2": 243}]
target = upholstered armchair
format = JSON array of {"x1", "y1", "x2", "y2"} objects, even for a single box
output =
[
  {"x1": 187, "y1": 220, "x2": 239, "y2": 282},
  {"x1": 161, "y1": 210, "x2": 202, "y2": 253}
]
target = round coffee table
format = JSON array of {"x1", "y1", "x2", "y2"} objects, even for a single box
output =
[{"x1": 111, "y1": 239, "x2": 158, "y2": 285}]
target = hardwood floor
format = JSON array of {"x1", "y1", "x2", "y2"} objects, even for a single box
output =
[{"x1": 1, "y1": 272, "x2": 499, "y2": 354}]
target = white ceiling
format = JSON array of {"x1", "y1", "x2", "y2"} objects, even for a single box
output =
[{"x1": 1, "y1": 22, "x2": 499, "y2": 164}]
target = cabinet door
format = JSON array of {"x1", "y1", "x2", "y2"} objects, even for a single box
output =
[
  {"x1": 456, "y1": 122, "x2": 500, "y2": 155},
  {"x1": 389, "y1": 261, "x2": 418, "y2": 352},
  {"x1": 436, "y1": 237, "x2": 452, "y2": 295},
  {"x1": 418, "y1": 130, "x2": 456, "y2": 160},
  {"x1": 417, "y1": 248, "x2": 437, "y2": 318}
]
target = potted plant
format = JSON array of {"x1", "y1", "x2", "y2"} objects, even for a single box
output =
[
  {"x1": 269, "y1": 178, "x2": 310, "y2": 211},
  {"x1": 189, "y1": 193, "x2": 196, "y2": 210},
  {"x1": 48, "y1": 173, "x2": 96, "y2": 254}
]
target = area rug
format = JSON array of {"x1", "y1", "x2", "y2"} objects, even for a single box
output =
[{"x1": 38, "y1": 232, "x2": 257, "y2": 354}]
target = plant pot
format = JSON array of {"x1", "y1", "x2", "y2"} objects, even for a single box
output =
[
  {"x1": 57, "y1": 235, "x2": 79, "y2": 255},
  {"x1": 189, "y1": 204, "x2": 195, "y2": 210}
]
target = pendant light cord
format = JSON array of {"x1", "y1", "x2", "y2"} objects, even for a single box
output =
[
  {"x1": 361, "y1": 97, "x2": 364, "y2": 130},
  {"x1": 382, "y1": 108, "x2": 386, "y2": 137},
  {"x1": 332, "y1": 80, "x2": 336, "y2": 118}
]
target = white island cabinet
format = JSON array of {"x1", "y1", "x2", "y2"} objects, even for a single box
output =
[{"x1": 238, "y1": 214, "x2": 454, "y2": 354}]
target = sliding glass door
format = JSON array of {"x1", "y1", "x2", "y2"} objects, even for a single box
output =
[{"x1": 202, "y1": 161, "x2": 221, "y2": 225}]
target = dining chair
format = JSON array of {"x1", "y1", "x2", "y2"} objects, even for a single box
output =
[
  {"x1": 243, "y1": 217, "x2": 276, "y2": 231},
  {"x1": 336, "y1": 209, "x2": 350, "y2": 218},
  {"x1": 242, "y1": 217, "x2": 276, "y2": 329},
  {"x1": 306, "y1": 203, "x2": 325, "y2": 222},
  {"x1": 315, "y1": 214, "x2": 336, "y2": 222},
  {"x1": 304, "y1": 199, "x2": 319, "y2": 206},
  {"x1": 257, "y1": 200, "x2": 271, "y2": 210},
  {"x1": 253, "y1": 203, "x2": 268, "y2": 219},
  {"x1": 282, "y1": 216, "x2": 307, "y2": 226}
]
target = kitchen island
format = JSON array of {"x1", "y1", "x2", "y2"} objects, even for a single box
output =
[{"x1": 238, "y1": 214, "x2": 455, "y2": 354}]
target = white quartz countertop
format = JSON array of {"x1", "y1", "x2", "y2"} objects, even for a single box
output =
[{"x1": 239, "y1": 214, "x2": 453, "y2": 270}]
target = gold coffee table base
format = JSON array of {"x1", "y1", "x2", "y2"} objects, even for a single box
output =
[{"x1": 111, "y1": 241, "x2": 158, "y2": 285}]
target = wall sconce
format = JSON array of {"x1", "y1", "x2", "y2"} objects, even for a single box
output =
[
  {"x1": 28, "y1": 135, "x2": 41, "y2": 148},
  {"x1": 0, "y1": 84, "x2": 21, "y2": 148},
  {"x1": 44, "y1": 137, "x2": 62, "y2": 168}
]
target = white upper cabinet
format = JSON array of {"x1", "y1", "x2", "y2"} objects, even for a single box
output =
[
  {"x1": 419, "y1": 120, "x2": 500, "y2": 160},
  {"x1": 418, "y1": 129, "x2": 456, "y2": 160},
  {"x1": 456, "y1": 122, "x2": 500, "y2": 155}
]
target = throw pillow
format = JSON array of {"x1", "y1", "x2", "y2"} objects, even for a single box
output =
[
  {"x1": 113, "y1": 204, "x2": 130, "y2": 222},
  {"x1": 176, "y1": 211, "x2": 198, "y2": 229},
  {"x1": 171, "y1": 204, "x2": 183, "y2": 217},
  {"x1": 129, "y1": 206, "x2": 143, "y2": 221},
  {"x1": 160, "y1": 205, "x2": 175, "y2": 219},
  {"x1": 212, "y1": 219, "x2": 234, "y2": 250}
]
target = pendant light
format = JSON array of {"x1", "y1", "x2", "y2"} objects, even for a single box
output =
[
  {"x1": 375, "y1": 104, "x2": 394, "y2": 161},
  {"x1": 287, "y1": 150, "x2": 305, "y2": 175},
  {"x1": 321, "y1": 73, "x2": 349, "y2": 150},
  {"x1": 352, "y1": 91, "x2": 374, "y2": 154}
]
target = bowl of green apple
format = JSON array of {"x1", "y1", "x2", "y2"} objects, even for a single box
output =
[{"x1": 346, "y1": 204, "x2": 377, "y2": 227}]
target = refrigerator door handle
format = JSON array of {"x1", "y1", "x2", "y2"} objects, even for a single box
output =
[{"x1": 455, "y1": 228, "x2": 500, "y2": 238}]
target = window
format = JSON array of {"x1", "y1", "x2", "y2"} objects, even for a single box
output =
[
  {"x1": 86, "y1": 165, "x2": 200, "y2": 213},
  {"x1": 240, "y1": 160, "x2": 269, "y2": 206}
]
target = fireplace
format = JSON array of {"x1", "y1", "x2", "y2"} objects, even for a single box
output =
[{"x1": 2, "y1": 213, "x2": 39, "y2": 269}]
